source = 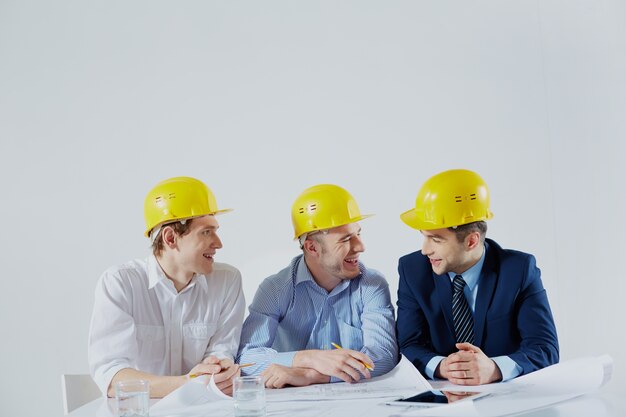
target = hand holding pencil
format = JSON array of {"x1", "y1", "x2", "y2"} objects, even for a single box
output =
[
  {"x1": 292, "y1": 345, "x2": 374, "y2": 383},
  {"x1": 187, "y1": 357, "x2": 253, "y2": 396},
  {"x1": 331, "y1": 343, "x2": 374, "y2": 370}
]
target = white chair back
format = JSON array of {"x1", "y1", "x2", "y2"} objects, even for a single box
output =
[{"x1": 61, "y1": 374, "x2": 102, "y2": 415}]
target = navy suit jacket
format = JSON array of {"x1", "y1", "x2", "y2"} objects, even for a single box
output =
[{"x1": 396, "y1": 238, "x2": 559, "y2": 377}]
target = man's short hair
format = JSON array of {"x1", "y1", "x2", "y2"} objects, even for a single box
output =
[
  {"x1": 151, "y1": 220, "x2": 194, "y2": 256},
  {"x1": 449, "y1": 221, "x2": 487, "y2": 244},
  {"x1": 299, "y1": 230, "x2": 329, "y2": 251}
]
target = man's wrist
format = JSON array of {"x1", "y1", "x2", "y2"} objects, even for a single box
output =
[
  {"x1": 174, "y1": 375, "x2": 188, "y2": 390},
  {"x1": 489, "y1": 360, "x2": 503, "y2": 383},
  {"x1": 305, "y1": 368, "x2": 329, "y2": 384},
  {"x1": 293, "y1": 350, "x2": 313, "y2": 368}
]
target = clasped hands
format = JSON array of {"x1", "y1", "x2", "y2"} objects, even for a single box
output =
[{"x1": 436, "y1": 342, "x2": 502, "y2": 385}]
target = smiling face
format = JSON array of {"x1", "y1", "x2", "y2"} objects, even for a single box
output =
[
  {"x1": 313, "y1": 222, "x2": 365, "y2": 281},
  {"x1": 420, "y1": 227, "x2": 480, "y2": 275},
  {"x1": 172, "y1": 215, "x2": 223, "y2": 276}
]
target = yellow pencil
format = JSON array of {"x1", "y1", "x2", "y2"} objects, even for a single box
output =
[
  {"x1": 237, "y1": 363, "x2": 255, "y2": 369},
  {"x1": 189, "y1": 363, "x2": 255, "y2": 378},
  {"x1": 331, "y1": 342, "x2": 374, "y2": 371}
]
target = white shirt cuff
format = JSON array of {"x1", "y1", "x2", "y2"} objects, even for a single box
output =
[
  {"x1": 96, "y1": 363, "x2": 130, "y2": 396},
  {"x1": 273, "y1": 351, "x2": 297, "y2": 368}
]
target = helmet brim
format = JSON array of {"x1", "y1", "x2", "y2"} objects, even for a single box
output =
[
  {"x1": 144, "y1": 208, "x2": 233, "y2": 237},
  {"x1": 292, "y1": 213, "x2": 374, "y2": 240},
  {"x1": 400, "y1": 207, "x2": 494, "y2": 231},
  {"x1": 400, "y1": 208, "x2": 428, "y2": 230}
]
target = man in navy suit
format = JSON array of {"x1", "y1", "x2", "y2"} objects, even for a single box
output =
[{"x1": 397, "y1": 169, "x2": 559, "y2": 385}]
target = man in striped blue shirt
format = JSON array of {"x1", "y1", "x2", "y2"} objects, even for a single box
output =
[{"x1": 237, "y1": 184, "x2": 398, "y2": 388}]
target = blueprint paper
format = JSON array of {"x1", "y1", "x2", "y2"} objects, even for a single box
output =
[
  {"x1": 265, "y1": 355, "x2": 431, "y2": 402},
  {"x1": 150, "y1": 375, "x2": 231, "y2": 416}
]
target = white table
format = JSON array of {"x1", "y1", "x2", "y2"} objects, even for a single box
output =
[{"x1": 70, "y1": 389, "x2": 625, "y2": 417}]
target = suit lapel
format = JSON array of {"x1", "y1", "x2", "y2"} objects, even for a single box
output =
[
  {"x1": 434, "y1": 272, "x2": 455, "y2": 336},
  {"x1": 474, "y1": 243, "x2": 498, "y2": 347}
]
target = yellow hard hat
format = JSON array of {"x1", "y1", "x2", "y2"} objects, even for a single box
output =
[
  {"x1": 291, "y1": 184, "x2": 372, "y2": 239},
  {"x1": 143, "y1": 176, "x2": 232, "y2": 237},
  {"x1": 400, "y1": 169, "x2": 494, "y2": 230}
]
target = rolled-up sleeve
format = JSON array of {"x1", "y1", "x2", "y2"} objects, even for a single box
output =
[
  {"x1": 204, "y1": 268, "x2": 246, "y2": 361},
  {"x1": 88, "y1": 270, "x2": 137, "y2": 395},
  {"x1": 237, "y1": 281, "x2": 293, "y2": 375},
  {"x1": 359, "y1": 273, "x2": 399, "y2": 377}
]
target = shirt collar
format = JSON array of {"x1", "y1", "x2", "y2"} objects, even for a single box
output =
[
  {"x1": 447, "y1": 244, "x2": 486, "y2": 291},
  {"x1": 147, "y1": 255, "x2": 207, "y2": 293},
  {"x1": 148, "y1": 255, "x2": 168, "y2": 289},
  {"x1": 293, "y1": 254, "x2": 352, "y2": 295},
  {"x1": 295, "y1": 254, "x2": 316, "y2": 286}
]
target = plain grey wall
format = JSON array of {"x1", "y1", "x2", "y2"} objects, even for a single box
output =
[{"x1": 1, "y1": 1, "x2": 625, "y2": 415}]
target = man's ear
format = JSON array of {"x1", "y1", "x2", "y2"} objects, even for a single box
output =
[
  {"x1": 161, "y1": 226, "x2": 178, "y2": 249},
  {"x1": 465, "y1": 231, "x2": 481, "y2": 250},
  {"x1": 302, "y1": 238, "x2": 319, "y2": 257}
]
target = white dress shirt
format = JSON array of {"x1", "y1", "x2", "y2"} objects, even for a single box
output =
[{"x1": 88, "y1": 255, "x2": 245, "y2": 394}]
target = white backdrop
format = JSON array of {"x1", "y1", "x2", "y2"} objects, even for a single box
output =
[{"x1": 1, "y1": 1, "x2": 625, "y2": 415}]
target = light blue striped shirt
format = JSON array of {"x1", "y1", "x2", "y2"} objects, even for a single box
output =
[
  {"x1": 237, "y1": 255, "x2": 398, "y2": 381},
  {"x1": 425, "y1": 246, "x2": 522, "y2": 381}
]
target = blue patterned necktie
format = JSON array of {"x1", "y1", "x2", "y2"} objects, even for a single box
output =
[{"x1": 452, "y1": 275, "x2": 474, "y2": 344}]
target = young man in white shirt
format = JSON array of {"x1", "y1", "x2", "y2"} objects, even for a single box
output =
[{"x1": 88, "y1": 177, "x2": 246, "y2": 397}]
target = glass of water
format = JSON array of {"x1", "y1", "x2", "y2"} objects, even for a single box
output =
[
  {"x1": 114, "y1": 379, "x2": 150, "y2": 417},
  {"x1": 233, "y1": 375, "x2": 266, "y2": 417}
]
